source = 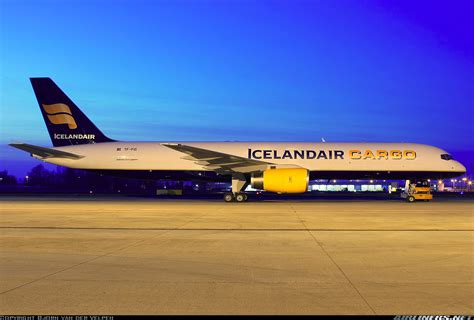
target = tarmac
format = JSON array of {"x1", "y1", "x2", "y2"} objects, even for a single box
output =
[{"x1": 0, "y1": 196, "x2": 473, "y2": 314}]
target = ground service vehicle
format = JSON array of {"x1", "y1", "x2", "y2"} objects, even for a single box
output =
[{"x1": 401, "y1": 180, "x2": 433, "y2": 202}]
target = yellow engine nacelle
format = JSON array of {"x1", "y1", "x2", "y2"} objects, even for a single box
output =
[{"x1": 251, "y1": 168, "x2": 309, "y2": 193}]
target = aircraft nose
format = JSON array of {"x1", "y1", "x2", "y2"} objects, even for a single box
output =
[{"x1": 454, "y1": 161, "x2": 466, "y2": 174}]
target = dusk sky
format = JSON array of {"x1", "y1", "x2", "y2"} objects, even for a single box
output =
[{"x1": 1, "y1": 0, "x2": 473, "y2": 178}]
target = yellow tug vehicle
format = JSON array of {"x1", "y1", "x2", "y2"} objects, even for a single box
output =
[{"x1": 401, "y1": 180, "x2": 433, "y2": 202}]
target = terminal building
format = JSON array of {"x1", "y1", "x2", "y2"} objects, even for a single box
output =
[{"x1": 156, "y1": 177, "x2": 472, "y2": 195}]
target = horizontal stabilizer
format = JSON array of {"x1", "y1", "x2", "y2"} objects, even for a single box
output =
[{"x1": 9, "y1": 143, "x2": 84, "y2": 159}]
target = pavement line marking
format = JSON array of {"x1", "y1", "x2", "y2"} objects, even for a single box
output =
[
  {"x1": 290, "y1": 204, "x2": 377, "y2": 315},
  {"x1": 0, "y1": 227, "x2": 472, "y2": 231},
  {"x1": 0, "y1": 210, "x2": 210, "y2": 296}
]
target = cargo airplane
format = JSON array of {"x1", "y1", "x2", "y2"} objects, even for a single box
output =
[{"x1": 10, "y1": 78, "x2": 466, "y2": 202}]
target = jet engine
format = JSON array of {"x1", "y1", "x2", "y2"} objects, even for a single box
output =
[{"x1": 251, "y1": 168, "x2": 309, "y2": 193}]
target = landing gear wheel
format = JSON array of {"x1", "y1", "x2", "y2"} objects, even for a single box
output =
[
  {"x1": 235, "y1": 193, "x2": 246, "y2": 202},
  {"x1": 407, "y1": 196, "x2": 416, "y2": 203},
  {"x1": 224, "y1": 192, "x2": 235, "y2": 202},
  {"x1": 243, "y1": 194, "x2": 248, "y2": 201}
]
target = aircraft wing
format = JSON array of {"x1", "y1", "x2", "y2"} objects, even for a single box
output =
[
  {"x1": 9, "y1": 143, "x2": 84, "y2": 160},
  {"x1": 162, "y1": 143, "x2": 271, "y2": 174}
]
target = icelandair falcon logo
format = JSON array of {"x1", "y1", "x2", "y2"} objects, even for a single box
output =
[
  {"x1": 42, "y1": 103, "x2": 95, "y2": 140},
  {"x1": 42, "y1": 103, "x2": 77, "y2": 129}
]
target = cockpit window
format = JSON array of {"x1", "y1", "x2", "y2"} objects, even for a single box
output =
[{"x1": 441, "y1": 154, "x2": 454, "y2": 160}]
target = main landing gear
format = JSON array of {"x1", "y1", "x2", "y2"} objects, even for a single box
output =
[
  {"x1": 223, "y1": 192, "x2": 248, "y2": 202},
  {"x1": 223, "y1": 174, "x2": 249, "y2": 202}
]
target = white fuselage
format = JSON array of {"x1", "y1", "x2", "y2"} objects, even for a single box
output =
[{"x1": 41, "y1": 141, "x2": 465, "y2": 177}]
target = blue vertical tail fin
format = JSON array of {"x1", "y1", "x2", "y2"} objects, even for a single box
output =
[{"x1": 30, "y1": 77, "x2": 115, "y2": 147}]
